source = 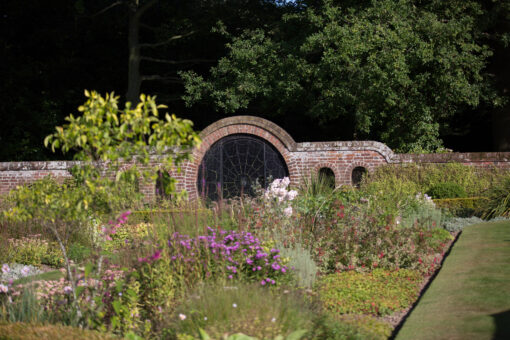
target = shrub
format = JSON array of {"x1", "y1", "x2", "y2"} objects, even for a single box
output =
[
  {"x1": 67, "y1": 243, "x2": 92, "y2": 264},
  {"x1": 426, "y1": 182, "x2": 467, "y2": 199},
  {"x1": 136, "y1": 255, "x2": 176, "y2": 326},
  {"x1": 5, "y1": 236, "x2": 64, "y2": 268},
  {"x1": 317, "y1": 269, "x2": 422, "y2": 316},
  {"x1": 166, "y1": 283, "x2": 314, "y2": 339},
  {"x1": 103, "y1": 222, "x2": 149, "y2": 253},
  {"x1": 433, "y1": 197, "x2": 487, "y2": 217},
  {"x1": 313, "y1": 205, "x2": 452, "y2": 275},
  {"x1": 400, "y1": 193, "x2": 443, "y2": 229},
  {"x1": 363, "y1": 163, "x2": 502, "y2": 197}
]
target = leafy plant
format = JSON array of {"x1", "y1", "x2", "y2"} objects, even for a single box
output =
[
  {"x1": 44, "y1": 90, "x2": 201, "y2": 210},
  {"x1": 481, "y1": 174, "x2": 510, "y2": 219},
  {"x1": 317, "y1": 269, "x2": 422, "y2": 316},
  {"x1": 0, "y1": 288, "x2": 48, "y2": 324},
  {"x1": 278, "y1": 243, "x2": 318, "y2": 289},
  {"x1": 5, "y1": 235, "x2": 64, "y2": 267},
  {"x1": 426, "y1": 182, "x2": 467, "y2": 199}
]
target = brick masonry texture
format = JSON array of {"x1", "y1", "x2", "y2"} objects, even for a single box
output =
[{"x1": 1, "y1": 116, "x2": 510, "y2": 201}]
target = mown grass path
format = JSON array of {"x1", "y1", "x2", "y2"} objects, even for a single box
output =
[{"x1": 396, "y1": 220, "x2": 510, "y2": 340}]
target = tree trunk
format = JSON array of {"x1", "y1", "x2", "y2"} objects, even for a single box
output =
[
  {"x1": 492, "y1": 106, "x2": 510, "y2": 151},
  {"x1": 126, "y1": 7, "x2": 141, "y2": 104}
]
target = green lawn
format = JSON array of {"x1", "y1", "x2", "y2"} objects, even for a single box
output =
[{"x1": 396, "y1": 220, "x2": 510, "y2": 340}]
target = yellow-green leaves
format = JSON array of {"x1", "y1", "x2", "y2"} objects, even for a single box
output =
[{"x1": 43, "y1": 90, "x2": 200, "y2": 209}]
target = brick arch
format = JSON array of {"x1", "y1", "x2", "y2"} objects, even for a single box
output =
[
  {"x1": 311, "y1": 163, "x2": 341, "y2": 186},
  {"x1": 341, "y1": 162, "x2": 372, "y2": 186},
  {"x1": 183, "y1": 118, "x2": 297, "y2": 199},
  {"x1": 200, "y1": 116, "x2": 297, "y2": 151}
]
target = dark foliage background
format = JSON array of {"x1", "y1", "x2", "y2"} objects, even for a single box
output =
[{"x1": 0, "y1": 0, "x2": 508, "y2": 161}]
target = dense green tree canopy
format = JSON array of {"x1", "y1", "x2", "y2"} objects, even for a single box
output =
[{"x1": 182, "y1": 0, "x2": 503, "y2": 152}]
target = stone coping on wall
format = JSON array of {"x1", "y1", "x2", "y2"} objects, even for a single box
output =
[
  {"x1": 396, "y1": 152, "x2": 510, "y2": 163},
  {"x1": 2, "y1": 151, "x2": 510, "y2": 172},
  {"x1": 295, "y1": 141, "x2": 396, "y2": 163},
  {"x1": 0, "y1": 161, "x2": 79, "y2": 171}
]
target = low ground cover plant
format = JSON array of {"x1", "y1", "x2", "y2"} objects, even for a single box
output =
[{"x1": 317, "y1": 269, "x2": 422, "y2": 316}]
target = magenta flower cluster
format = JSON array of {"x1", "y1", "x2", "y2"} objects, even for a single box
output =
[
  {"x1": 102, "y1": 211, "x2": 132, "y2": 240},
  {"x1": 167, "y1": 227, "x2": 291, "y2": 285}
]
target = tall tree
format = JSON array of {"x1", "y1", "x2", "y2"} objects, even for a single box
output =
[{"x1": 182, "y1": 0, "x2": 503, "y2": 152}]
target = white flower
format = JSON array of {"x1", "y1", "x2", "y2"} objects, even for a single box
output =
[
  {"x1": 1, "y1": 264, "x2": 10, "y2": 274},
  {"x1": 179, "y1": 313, "x2": 187, "y2": 320},
  {"x1": 286, "y1": 190, "x2": 298, "y2": 201},
  {"x1": 21, "y1": 266, "x2": 30, "y2": 276},
  {"x1": 204, "y1": 317, "x2": 208, "y2": 321},
  {"x1": 271, "y1": 317, "x2": 276, "y2": 323},
  {"x1": 232, "y1": 303, "x2": 237, "y2": 308},
  {"x1": 0, "y1": 284, "x2": 8, "y2": 294},
  {"x1": 283, "y1": 206, "x2": 293, "y2": 217}
]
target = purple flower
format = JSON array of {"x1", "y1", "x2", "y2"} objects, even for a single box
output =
[{"x1": 150, "y1": 250, "x2": 162, "y2": 261}]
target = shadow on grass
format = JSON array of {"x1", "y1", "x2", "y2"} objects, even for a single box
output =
[
  {"x1": 491, "y1": 309, "x2": 510, "y2": 340},
  {"x1": 389, "y1": 231, "x2": 462, "y2": 340}
]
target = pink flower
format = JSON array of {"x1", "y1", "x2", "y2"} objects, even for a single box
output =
[
  {"x1": 21, "y1": 266, "x2": 30, "y2": 276},
  {"x1": 150, "y1": 250, "x2": 162, "y2": 261},
  {"x1": 2, "y1": 264, "x2": 10, "y2": 274},
  {"x1": 0, "y1": 284, "x2": 8, "y2": 293}
]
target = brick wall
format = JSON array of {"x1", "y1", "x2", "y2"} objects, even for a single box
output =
[{"x1": 1, "y1": 116, "x2": 510, "y2": 201}]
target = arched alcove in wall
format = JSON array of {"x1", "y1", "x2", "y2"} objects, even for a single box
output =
[
  {"x1": 318, "y1": 167, "x2": 336, "y2": 189},
  {"x1": 197, "y1": 134, "x2": 289, "y2": 200},
  {"x1": 351, "y1": 166, "x2": 367, "y2": 187}
]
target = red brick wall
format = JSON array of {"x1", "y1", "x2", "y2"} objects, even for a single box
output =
[{"x1": 1, "y1": 116, "x2": 510, "y2": 201}]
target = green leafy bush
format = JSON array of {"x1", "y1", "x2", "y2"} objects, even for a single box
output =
[
  {"x1": 426, "y1": 182, "x2": 467, "y2": 199},
  {"x1": 136, "y1": 255, "x2": 176, "y2": 325},
  {"x1": 364, "y1": 163, "x2": 501, "y2": 197},
  {"x1": 5, "y1": 236, "x2": 64, "y2": 267},
  {"x1": 67, "y1": 243, "x2": 92, "y2": 264},
  {"x1": 400, "y1": 193, "x2": 443, "y2": 229},
  {"x1": 317, "y1": 269, "x2": 422, "y2": 316},
  {"x1": 433, "y1": 197, "x2": 487, "y2": 217},
  {"x1": 103, "y1": 222, "x2": 149, "y2": 253}
]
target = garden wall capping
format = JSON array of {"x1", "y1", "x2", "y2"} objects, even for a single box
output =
[
  {"x1": 1, "y1": 115, "x2": 510, "y2": 200},
  {"x1": 0, "y1": 161, "x2": 79, "y2": 171},
  {"x1": 397, "y1": 152, "x2": 510, "y2": 163}
]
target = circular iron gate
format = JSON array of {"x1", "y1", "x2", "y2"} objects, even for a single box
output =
[{"x1": 197, "y1": 134, "x2": 288, "y2": 200}]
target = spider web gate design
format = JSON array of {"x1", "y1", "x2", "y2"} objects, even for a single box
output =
[{"x1": 197, "y1": 134, "x2": 289, "y2": 200}]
